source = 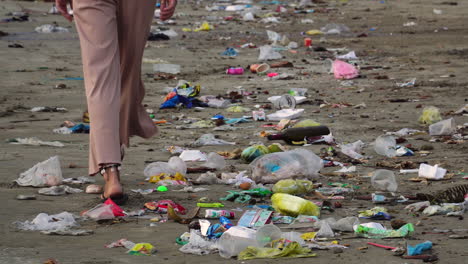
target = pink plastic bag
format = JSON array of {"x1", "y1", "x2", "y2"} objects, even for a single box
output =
[{"x1": 332, "y1": 60, "x2": 359, "y2": 80}]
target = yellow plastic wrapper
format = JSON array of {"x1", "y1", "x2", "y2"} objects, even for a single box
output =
[
  {"x1": 271, "y1": 193, "x2": 320, "y2": 217},
  {"x1": 305, "y1": 29, "x2": 323, "y2": 35},
  {"x1": 149, "y1": 172, "x2": 187, "y2": 183},
  {"x1": 226, "y1": 105, "x2": 251, "y2": 113},
  {"x1": 182, "y1": 28, "x2": 192, "y2": 32},
  {"x1": 238, "y1": 240, "x2": 316, "y2": 260},
  {"x1": 293, "y1": 119, "x2": 321, "y2": 128},
  {"x1": 300, "y1": 232, "x2": 317, "y2": 241},
  {"x1": 418, "y1": 106, "x2": 442, "y2": 125},
  {"x1": 272, "y1": 179, "x2": 313, "y2": 195},
  {"x1": 194, "y1": 22, "x2": 213, "y2": 32},
  {"x1": 128, "y1": 243, "x2": 156, "y2": 256},
  {"x1": 267, "y1": 143, "x2": 285, "y2": 153}
]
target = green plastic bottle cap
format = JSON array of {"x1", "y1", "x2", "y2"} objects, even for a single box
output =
[
  {"x1": 157, "y1": 186, "x2": 168, "y2": 192},
  {"x1": 149, "y1": 114, "x2": 155, "y2": 119}
]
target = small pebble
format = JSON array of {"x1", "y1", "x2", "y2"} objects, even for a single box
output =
[{"x1": 333, "y1": 248, "x2": 343, "y2": 254}]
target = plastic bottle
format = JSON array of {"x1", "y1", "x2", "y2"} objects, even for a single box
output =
[
  {"x1": 204, "y1": 210, "x2": 235, "y2": 219},
  {"x1": 371, "y1": 169, "x2": 398, "y2": 192},
  {"x1": 267, "y1": 126, "x2": 330, "y2": 143}
]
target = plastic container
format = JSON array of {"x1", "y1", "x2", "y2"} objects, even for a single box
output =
[
  {"x1": 249, "y1": 149, "x2": 323, "y2": 184},
  {"x1": 226, "y1": 67, "x2": 244, "y2": 75},
  {"x1": 418, "y1": 163, "x2": 446, "y2": 180},
  {"x1": 428, "y1": 118, "x2": 456, "y2": 136},
  {"x1": 371, "y1": 169, "x2": 398, "y2": 192},
  {"x1": 217, "y1": 226, "x2": 257, "y2": 258},
  {"x1": 204, "y1": 210, "x2": 235, "y2": 219},
  {"x1": 272, "y1": 179, "x2": 314, "y2": 195},
  {"x1": 255, "y1": 224, "x2": 282, "y2": 247},
  {"x1": 374, "y1": 135, "x2": 397, "y2": 157},
  {"x1": 271, "y1": 193, "x2": 320, "y2": 217}
]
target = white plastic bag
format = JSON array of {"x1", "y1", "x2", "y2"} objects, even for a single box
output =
[
  {"x1": 258, "y1": 45, "x2": 282, "y2": 61},
  {"x1": 15, "y1": 156, "x2": 63, "y2": 187}
]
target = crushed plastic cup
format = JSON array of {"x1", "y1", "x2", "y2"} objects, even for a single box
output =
[
  {"x1": 250, "y1": 63, "x2": 270, "y2": 74},
  {"x1": 429, "y1": 118, "x2": 456, "y2": 136},
  {"x1": 418, "y1": 163, "x2": 446, "y2": 180},
  {"x1": 371, "y1": 169, "x2": 398, "y2": 192},
  {"x1": 374, "y1": 135, "x2": 397, "y2": 157},
  {"x1": 218, "y1": 226, "x2": 258, "y2": 258},
  {"x1": 255, "y1": 224, "x2": 282, "y2": 247}
]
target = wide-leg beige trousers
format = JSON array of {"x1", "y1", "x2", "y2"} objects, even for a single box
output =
[{"x1": 73, "y1": 0, "x2": 158, "y2": 175}]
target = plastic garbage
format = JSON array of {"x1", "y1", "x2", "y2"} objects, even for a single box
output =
[
  {"x1": 35, "y1": 24, "x2": 69, "y2": 33},
  {"x1": 269, "y1": 94, "x2": 298, "y2": 109},
  {"x1": 15, "y1": 212, "x2": 77, "y2": 231},
  {"x1": 374, "y1": 135, "x2": 397, "y2": 157},
  {"x1": 250, "y1": 149, "x2": 323, "y2": 184},
  {"x1": 271, "y1": 193, "x2": 320, "y2": 217},
  {"x1": 15, "y1": 156, "x2": 63, "y2": 187},
  {"x1": 422, "y1": 203, "x2": 465, "y2": 216},
  {"x1": 316, "y1": 221, "x2": 334, "y2": 238},
  {"x1": 340, "y1": 140, "x2": 365, "y2": 159},
  {"x1": 336, "y1": 51, "x2": 358, "y2": 60},
  {"x1": 218, "y1": 226, "x2": 258, "y2": 258},
  {"x1": 354, "y1": 223, "x2": 414, "y2": 238},
  {"x1": 8, "y1": 137, "x2": 64, "y2": 147},
  {"x1": 144, "y1": 156, "x2": 187, "y2": 177},
  {"x1": 332, "y1": 60, "x2": 359, "y2": 80},
  {"x1": 179, "y1": 150, "x2": 207, "y2": 162},
  {"x1": 407, "y1": 241, "x2": 433, "y2": 256},
  {"x1": 281, "y1": 232, "x2": 305, "y2": 245},
  {"x1": 128, "y1": 243, "x2": 157, "y2": 256},
  {"x1": 203, "y1": 152, "x2": 226, "y2": 170},
  {"x1": 83, "y1": 204, "x2": 115, "y2": 220},
  {"x1": 320, "y1": 23, "x2": 351, "y2": 35},
  {"x1": 267, "y1": 109, "x2": 304, "y2": 121},
  {"x1": 272, "y1": 179, "x2": 314, "y2": 195},
  {"x1": 38, "y1": 185, "x2": 83, "y2": 196},
  {"x1": 405, "y1": 201, "x2": 431, "y2": 212},
  {"x1": 255, "y1": 224, "x2": 282, "y2": 247},
  {"x1": 418, "y1": 163, "x2": 447, "y2": 180},
  {"x1": 241, "y1": 145, "x2": 270, "y2": 162},
  {"x1": 238, "y1": 239, "x2": 316, "y2": 260},
  {"x1": 153, "y1": 64, "x2": 181, "y2": 74},
  {"x1": 258, "y1": 45, "x2": 282, "y2": 61},
  {"x1": 333, "y1": 217, "x2": 360, "y2": 232},
  {"x1": 371, "y1": 169, "x2": 398, "y2": 192},
  {"x1": 193, "y1": 134, "x2": 236, "y2": 146},
  {"x1": 419, "y1": 106, "x2": 442, "y2": 125},
  {"x1": 429, "y1": 118, "x2": 456, "y2": 136},
  {"x1": 180, "y1": 230, "x2": 218, "y2": 255},
  {"x1": 243, "y1": 12, "x2": 255, "y2": 21}
]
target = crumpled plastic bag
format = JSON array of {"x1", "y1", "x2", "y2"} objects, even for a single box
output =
[
  {"x1": 332, "y1": 60, "x2": 359, "y2": 80},
  {"x1": 15, "y1": 212, "x2": 77, "y2": 231},
  {"x1": 192, "y1": 134, "x2": 235, "y2": 147},
  {"x1": 272, "y1": 179, "x2": 313, "y2": 195},
  {"x1": 194, "y1": 22, "x2": 213, "y2": 32},
  {"x1": 418, "y1": 106, "x2": 442, "y2": 125},
  {"x1": 258, "y1": 45, "x2": 282, "y2": 61},
  {"x1": 35, "y1": 24, "x2": 69, "y2": 33},
  {"x1": 15, "y1": 156, "x2": 63, "y2": 187},
  {"x1": 179, "y1": 230, "x2": 218, "y2": 255},
  {"x1": 250, "y1": 149, "x2": 322, "y2": 184},
  {"x1": 203, "y1": 152, "x2": 226, "y2": 170},
  {"x1": 9, "y1": 137, "x2": 64, "y2": 147},
  {"x1": 241, "y1": 145, "x2": 270, "y2": 163},
  {"x1": 340, "y1": 140, "x2": 365, "y2": 159},
  {"x1": 144, "y1": 156, "x2": 187, "y2": 177},
  {"x1": 271, "y1": 193, "x2": 320, "y2": 217},
  {"x1": 38, "y1": 185, "x2": 83, "y2": 196},
  {"x1": 238, "y1": 240, "x2": 316, "y2": 260}
]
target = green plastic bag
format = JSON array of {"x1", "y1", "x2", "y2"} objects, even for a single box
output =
[
  {"x1": 241, "y1": 144, "x2": 270, "y2": 162},
  {"x1": 272, "y1": 179, "x2": 314, "y2": 195},
  {"x1": 271, "y1": 193, "x2": 320, "y2": 217},
  {"x1": 355, "y1": 223, "x2": 414, "y2": 238}
]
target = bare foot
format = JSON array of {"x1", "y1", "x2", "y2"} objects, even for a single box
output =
[{"x1": 102, "y1": 166, "x2": 123, "y2": 198}]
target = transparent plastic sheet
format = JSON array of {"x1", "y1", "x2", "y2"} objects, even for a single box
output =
[
  {"x1": 15, "y1": 212, "x2": 77, "y2": 231},
  {"x1": 371, "y1": 169, "x2": 398, "y2": 192},
  {"x1": 179, "y1": 230, "x2": 218, "y2": 255},
  {"x1": 15, "y1": 156, "x2": 63, "y2": 187},
  {"x1": 250, "y1": 149, "x2": 322, "y2": 184}
]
